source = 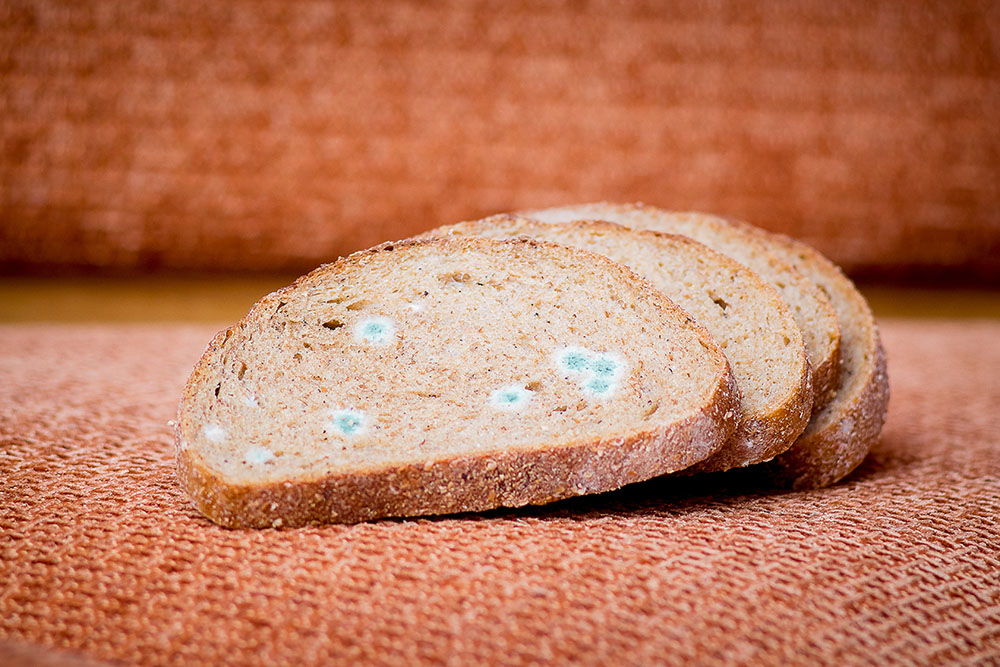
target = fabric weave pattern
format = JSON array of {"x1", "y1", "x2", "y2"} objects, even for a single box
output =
[{"x1": 1, "y1": 320, "x2": 998, "y2": 665}]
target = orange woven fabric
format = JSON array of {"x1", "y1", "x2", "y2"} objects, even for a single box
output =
[
  {"x1": 2, "y1": 1, "x2": 999, "y2": 278},
  {"x1": 1, "y1": 319, "x2": 999, "y2": 665}
]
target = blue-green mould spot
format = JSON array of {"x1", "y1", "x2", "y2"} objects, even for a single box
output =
[
  {"x1": 363, "y1": 321, "x2": 384, "y2": 337},
  {"x1": 354, "y1": 316, "x2": 396, "y2": 345},
  {"x1": 330, "y1": 409, "x2": 366, "y2": 436},
  {"x1": 590, "y1": 355, "x2": 619, "y2": 377},
  {"x1": 553, "y1": 346, "x2": 625, "y2": 399},
  {"x1": 490, "y1": 385, "x2": 533, "y2": 410},
  {"x1": 586, "y1": 377, "x2": 612, "y2": 395},
  {"x1": 563, "y1": 352, "x2": 589, "y2": 371},
  {"x1": 499, "y1": 390, "x2": 521, "y2": 404},
  {"x1": 556, "y1": 347, "x2": 591, "y2": 373}
]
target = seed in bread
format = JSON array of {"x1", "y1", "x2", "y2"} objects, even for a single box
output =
[
  {"x1": 419, "y1": 216, "x2": 812, "y2": 472},
  {"x1": 175, "y1": 237, "x2": 741, "y2": 527}
]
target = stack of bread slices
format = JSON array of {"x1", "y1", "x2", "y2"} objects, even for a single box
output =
[{"x1": 175, "y1": 204, "x2": 889, "y2": 528}]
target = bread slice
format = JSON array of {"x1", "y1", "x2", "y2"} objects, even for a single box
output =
[
  {"x1": 520, "y1": 203, "x2": 842, "y2": 412},
  {"x1": 175, "y1": 237, "x2": 740, "y2": 527},
  {"x1": 731, "y1": 226, "x2": 890, "y2": 488},
  {"x1": 419, "y1": 216, "x2": 812, "y2": 472}
]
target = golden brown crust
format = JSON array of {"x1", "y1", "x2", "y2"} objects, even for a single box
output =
[
  {"x1": 761, "y1": 338, "x2": 888, "y2": 489},
  {"x1": 690, "y1": 361, "x2": 812, "y2": 473},
  {"x1": 176, "y1": 371, "x2": 738, "y2": 528},
  {"x1": 175, "y1": 236, "x2": 741, "y2": 527},
  {"x1": 746, "y1": 231, "x2": 891, "y2": 489}
]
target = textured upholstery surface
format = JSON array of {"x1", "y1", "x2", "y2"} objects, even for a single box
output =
[
  {"x1": 1, "y1": 319, "x2": 999, "y2": 665},
  {"x1": 2, "y1": 1, "x2": 999, "y2": 278}
]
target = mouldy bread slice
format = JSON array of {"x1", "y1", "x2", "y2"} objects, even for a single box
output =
[
  {"x1": 175, "y1": 237, "x2": 740, "y2": 527},
  {"x1": 521, "y1": 203, "x2": 842, "y2": 412},
  {"x1": 731, "y1": 225, "x2": 890, "y2": 489},
  {"x1": 419, "y1": 217, "x2": 811, "y2": 472}
]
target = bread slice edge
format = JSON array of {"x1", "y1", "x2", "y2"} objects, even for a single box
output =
[{"x1": 742, "y1": 229, "x2": 890, "y2": 488}]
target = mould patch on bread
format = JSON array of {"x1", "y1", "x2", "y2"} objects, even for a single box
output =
[
  {"x1": 552, "y1": 346, "x2": 627, "y2": 401},
  {"x1": 245, "y1": 446, "x2": 275, "y2": 465},
  {"x1": 590, "y1": 353, "x2": 624, "y2": 380},
  {"x1": 584, "y1": 376, "x2": 616, "y2": 399},
  {"x1": 490, "y1": 385, "x2": 534, "y2": 411},
  {"x1": 354, "y1": 317, "x2": 396, "y2": 345},
  {"x1": 329, "y1": 409, "x2": 367, "y2": 437},
  {"x1": 556, "y1": 347, "x2": 591, "y2": 373},
  {"x1": 202, "y1": 423, "x2": 226, "y2": 443}
]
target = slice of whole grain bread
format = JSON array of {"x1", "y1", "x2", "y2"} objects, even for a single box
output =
[
  {"x1": 521, "y1": 203, "x2": 842, "y2": 412},
  {"x1": 734, "y1": 225, "x2": 890, "y2": 489},
  {"x1": 176, "y1": 237, "x2": 740, "y2": 527},
  {"x1": 419, "y1": 216, "x2": 811, "y2": 471}
]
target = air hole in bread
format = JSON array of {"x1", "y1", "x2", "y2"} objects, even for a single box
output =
[
  {"x1": 322, "y1": 319, "x2": 344, "y2": 331},
  {"x1": 526, "y1": 381, "x2": 543, "y2": 391},
  {"x1": 213, "y1": 382, "x2": 221, "y2": 398},
  {"x1": 237, "y1": 362, "x2": 247, "y2": 380},
  {"x1": 346, "y1": 300, "x2": 370, "y2": 311},
  {"x1": 711, "y1": 295, "x2": 730, "y2": 311}
]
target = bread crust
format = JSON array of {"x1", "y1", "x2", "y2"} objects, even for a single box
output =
[
  {"x1": 690, "y1": 362, "x2": 811, "y2": 473},
  {"x1": 175, "y1": 237, "x2": 741, "y2": 527},
  {"x1": 743, "y1": 230, "x2": 890, "y2": 489},
  {"x1": 762, "y1": 338, "x2": 887, "y2": 489}
]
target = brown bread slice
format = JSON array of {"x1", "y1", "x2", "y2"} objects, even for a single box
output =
[
  {"x1": 420, "y1": 217, "x2": 811, "y2": 472},
  {"x1": 176, "y1": 237, "x2": 740, "y2": 527},
  {"x1": 732, "y1": 225, "x2": 890, "y2": 488},
  {"x1": 520, "y1": 203, "x2": 842, "y2": 412}
]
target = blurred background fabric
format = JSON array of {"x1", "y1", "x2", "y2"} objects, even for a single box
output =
[
  {"x1": 2, "y1": 0, "x2": 999, "y2": 280},
  {"x1": 4, "y1": 4, "x2": 1000, "y2": 665}
]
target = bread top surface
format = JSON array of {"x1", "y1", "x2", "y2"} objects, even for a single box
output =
[
  {"x1": 423, "y1": 217, "x2": 811, "y2": 468},
  {"x1": 177, "y1": 237, "x2": 735, "y2": 486},
  {"x1": 519, "y1": 202, "x2": 841, "y2": 409}
]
